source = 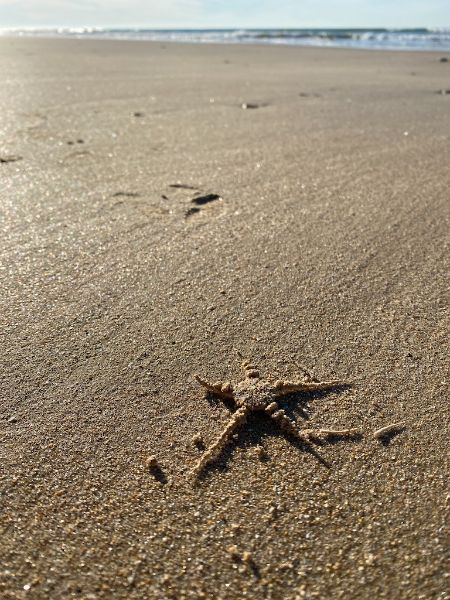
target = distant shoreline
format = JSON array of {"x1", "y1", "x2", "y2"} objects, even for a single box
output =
[{"x1": 2, "y1": 27, "x2": 450, "y2": 52}]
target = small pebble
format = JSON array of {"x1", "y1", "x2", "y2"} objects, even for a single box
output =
[
  {"x1": 145, "y1": 455, "x2": 158, "y2": 468},
  {"x1": 254, "y1": 445, "x2": 266, "y2": 460},
  {"x1": 227, "y1": 545, "x2": 240, "y2": 559}
]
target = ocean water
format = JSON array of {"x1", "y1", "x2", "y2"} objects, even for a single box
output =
[{"x1": 2, "y1": 28, "x2": 450, "y2": 51}]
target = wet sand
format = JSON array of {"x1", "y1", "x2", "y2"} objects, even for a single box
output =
[{"x1": 1, "y1": 37, "x2": 449, "y2": 599}]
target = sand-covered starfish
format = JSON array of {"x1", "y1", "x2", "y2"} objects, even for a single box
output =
[{"x1": 192, "y1": 360, "x2": 360, "y2": 476}]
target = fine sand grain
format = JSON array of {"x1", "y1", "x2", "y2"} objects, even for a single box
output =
[{"x1": 0, "y1": 37, "x2": 449, "y2": 599}]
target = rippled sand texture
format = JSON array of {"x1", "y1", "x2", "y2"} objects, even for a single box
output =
[{"x1": 1, "y1": 37, "x2": 449, "y2": 599}]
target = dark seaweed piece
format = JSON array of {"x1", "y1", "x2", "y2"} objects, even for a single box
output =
[
  {"x1": 112, "y1": 191, "x2": 140, "y2": 198},
  {"x1": 0, "y1": 155, "x2": 22, "y2": 163},
  {"x1": 169, "y1": 183, "x2": 198, "y2": 190},
  {"x1": 241, "y1": 103, "x2": 260, "y2": 109},
  {"x1": 185, "y1": 207, "x2": 201, "y2": 218},
  {"x1": 133, "y1": 111, "x2": 144, "y2": 117},
  {"x1": 191, "y1": 193, "x2": 221, "y2": 206}
]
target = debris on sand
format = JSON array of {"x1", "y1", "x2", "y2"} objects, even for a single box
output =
[
  {"x1": 191, "y1": 193, "x2": 221, "y2": 206},
  {"x1": 0, "y1": 155, "x2": 22, "y2": 163},
  {"x1": 112, "y1": 191, "x2": 140, "y2": 198},
  {"x1": 241, "y1": 103, "x2": 261, "y2": 109},
  {"x1": 145, "y1": 455, "x2": 159, "y2": 468},
  {"x1": 373, "y1": 423, "x2": 405, "y2": 442},
  {"x1": 185, "y1": 207, "x2": 201, "y2": 218},
  {"x1": 192, "y1": 433, "x2": 204, "y2": 448},
  {"x1": 169, "y1": 183, "x2": 198, "y2": 190}
]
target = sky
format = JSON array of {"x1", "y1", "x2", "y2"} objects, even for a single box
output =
[{"x1": 0, "y1": 0, "x2": 449, "y2": 29}]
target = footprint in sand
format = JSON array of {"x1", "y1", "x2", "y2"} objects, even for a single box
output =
[
  {"x1": 163, "y1": 184, "x2": 223, "y2": 219},
  {"x1": 61, "y1": 150, "x2": 92, "y2": 163}
]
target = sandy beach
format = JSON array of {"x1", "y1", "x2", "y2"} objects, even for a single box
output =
[{"x1": 1, "y1": 37, "x2": 449, "y2": 599}]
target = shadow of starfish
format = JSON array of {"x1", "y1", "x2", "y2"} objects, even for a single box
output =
[{"x1": 192, "y1": 359, "x2": 360, "y2": 477}]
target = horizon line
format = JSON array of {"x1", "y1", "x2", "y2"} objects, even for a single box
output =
[{"x1": 2, "y1": 25, "x2": 449, "y2": 30}]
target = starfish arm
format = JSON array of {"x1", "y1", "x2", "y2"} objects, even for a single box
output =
[
  {"x1": 194, "y1": 374, "x2": 234, "y2": 399},
  {"x1": 269, "y1": 408, "x2": 309, "y2": 444},
  {"x1": 192, "y1": 406, "x2": 249, "y2": 475},
  {"x1": 273, "y1": 379, "x2": 344, "y2": 397},
  {"x1": 303, "y1": 428, "x2": 362, "y2": 442},
  {"x1": 240, "y1": 359, "x2": 260, "y2": 379}
]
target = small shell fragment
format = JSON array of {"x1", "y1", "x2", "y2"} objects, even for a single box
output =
[{"x1": 373, "y1": 423, "x2": 405, "y2": 441}]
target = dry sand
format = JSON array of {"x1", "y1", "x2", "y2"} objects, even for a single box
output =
[{"x1": 0, "y1": 37, "x2": 449, "y2": 599}]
